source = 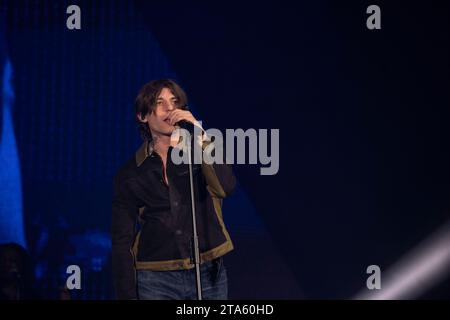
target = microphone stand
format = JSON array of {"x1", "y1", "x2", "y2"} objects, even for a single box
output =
[
  {"x1": 180, "y1": 121, "x2": 202, "y2": 300},
  {"x1": 11, "y1": 268, "x2": 23, "y2": 300},
  {"x1": 15, "y1": 273, "x2": 22, "y2": 300}
]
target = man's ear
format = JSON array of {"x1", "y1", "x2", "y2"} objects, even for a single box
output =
[{"x1": 137, "y1": 113, "x2": 148, "y2": 123}]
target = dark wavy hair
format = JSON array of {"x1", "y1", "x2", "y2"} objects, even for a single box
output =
[{"x1": 135, "y1": 79, "x2": 189, "y2": 141}]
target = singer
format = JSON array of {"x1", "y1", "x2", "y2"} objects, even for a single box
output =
[{"x1": 111, "y1": 79, "x2": 236, "y2": 300}]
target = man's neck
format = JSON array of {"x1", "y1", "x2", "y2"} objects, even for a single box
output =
[{"x1": 152, "y1": 134, "x2": 171, "y2": 158}]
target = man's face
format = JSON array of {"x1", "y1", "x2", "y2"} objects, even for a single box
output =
[{"x1": 142, "y1": 87, "x2": 180, "y2": 137}]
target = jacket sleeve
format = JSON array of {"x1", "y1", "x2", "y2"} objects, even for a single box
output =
[
  {"x1": 201, "y1": 140, "x2": 237, "y2": 198},
  {"x1": 111, "y1": 174, "x2": 138, "y2": 300}
]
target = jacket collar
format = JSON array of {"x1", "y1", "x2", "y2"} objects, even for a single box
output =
[{"x1": 135, "y1": 140, "x2": 155, "y2": 167}]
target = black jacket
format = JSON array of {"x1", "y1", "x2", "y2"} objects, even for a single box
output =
[{"x1": 111, "y1": 140, "x2": 236, "y2": 299}]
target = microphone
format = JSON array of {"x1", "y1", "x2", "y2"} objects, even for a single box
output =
[{"x1": 176, "y1": 120, "x2": 195, "y2": 133}]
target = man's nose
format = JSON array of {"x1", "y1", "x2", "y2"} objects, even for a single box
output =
[{"x1": 166, "y1": 101, "x2": 175, "y2": 111}]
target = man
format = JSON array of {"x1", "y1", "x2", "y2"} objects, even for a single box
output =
[
  {"x1": 0, "y1": 243, "x2": 34, "y2": 300},
  {"x1": 111, "y1": 79, "x2": 236, "y2": 300}
]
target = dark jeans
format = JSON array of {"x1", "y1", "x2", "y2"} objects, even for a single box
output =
[{"x1": 137, "y1": 257, "x2": 228, "y2": 300}]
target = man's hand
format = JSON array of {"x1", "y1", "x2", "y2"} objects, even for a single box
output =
[
  {"x1": 166, "y1": 109, "x2": 198, "y2": 127},
  {"x1": 168, "y1": 110, "x2": 206, "y2": 149}
]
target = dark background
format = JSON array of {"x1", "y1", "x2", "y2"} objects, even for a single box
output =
[{"x1": 0, "y1": 0, "x2": 449, "y2": 299}]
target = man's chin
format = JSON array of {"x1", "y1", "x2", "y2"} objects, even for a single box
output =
[
  {"x1": 151, "y1": 124, "x2": 176, "y2": 137},
  {"x1": 161, "y1": 127, "x2": 176, "y2": 136},
  {"x1": 166, "y1": 126, "x2": 176, "y2": 135}
]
